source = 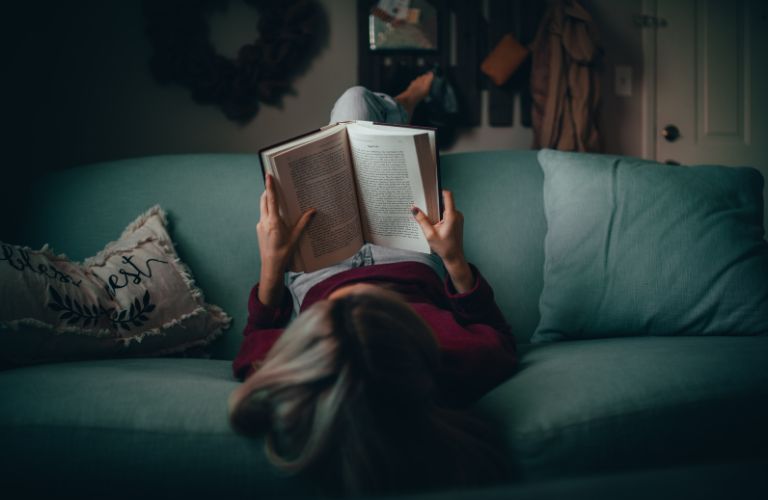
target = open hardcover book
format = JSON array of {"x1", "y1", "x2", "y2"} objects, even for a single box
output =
[{"x1": 259, "y1": 120, "x2": 440, "y2": 273}]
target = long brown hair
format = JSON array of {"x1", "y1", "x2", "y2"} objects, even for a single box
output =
[{"x1": 228, "y1": 289, "x2": 506, "y2": 495}]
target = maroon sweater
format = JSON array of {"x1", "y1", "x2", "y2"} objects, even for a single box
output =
[{"x1": 232, "y1": 262, "x2": 518, "y2": 406}]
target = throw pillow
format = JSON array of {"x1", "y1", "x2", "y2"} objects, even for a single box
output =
[
  {"x1": 0, "y1": 205, "x2": 231, "y2": 367},
  {"x1": 533, "y1": 149, "x2": 768, "y2": 342}
]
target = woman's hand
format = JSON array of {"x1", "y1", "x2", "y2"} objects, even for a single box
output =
[
  {"x1": 412, "y1": 190, "x2": 475, "y2": 293},
  {"x1": 257, "y1": 174, "x2": 315, "y2": 306}
]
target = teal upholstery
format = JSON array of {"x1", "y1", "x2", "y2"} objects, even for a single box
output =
[
  {"x1": 11, "y1": 155, "x2": 262, "y2": 359},
  {"x1": 377, "y1": 460, "x2": 768, "y2": 500},
  {"x1": 533, "y1": 149, "x2": 768, "y2": 342},
  {"x1": 0, "y1": 358, "x2": 314, "y2": 498},
  {"x1": 2, "y1": 151, "x2": 767, "y2": 498},
  {"x1": 441, "y1": 151, "x2": 547, "y2": 344},
  {"x1": 10, "y1": 151, "x2": 549, "y2": 354},
  {"x1": 476, "y1": 336, "x2": 768, "y2": 480},
  {"x1": 1, "y1": 340, "x2": 766, "y2": 496}
]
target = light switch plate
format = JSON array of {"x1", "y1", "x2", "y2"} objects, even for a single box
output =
[{"x1": 615, "y1": 65, "x2": 633, "y2": 97}]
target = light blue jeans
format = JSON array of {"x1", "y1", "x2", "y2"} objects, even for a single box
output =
[
  {"x1": 287, "y1": 244, "x2": 444, "y2": 313},
  {"x1": 328, "y1": 86, "x2": 409, "y2": 124},
  {"x1": 286, "y1": 87, "x2": 439, "y2": 313}
]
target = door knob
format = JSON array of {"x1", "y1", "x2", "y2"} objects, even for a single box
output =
[{"x1": 662, "y1": 125, "x2": 680, "y2": 142}]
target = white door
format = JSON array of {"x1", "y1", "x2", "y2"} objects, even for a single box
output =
[{"x1": 650, "y1": 0, "x2": 768, "y2": 226}]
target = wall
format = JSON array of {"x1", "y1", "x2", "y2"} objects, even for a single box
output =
[
  {"x1": 3, "y1": 0, "x2": 357, "y2": 174},
  {"x1": 2, "y1": 0, "x2": 645, "y2": 174},
  {"x1": 584, "y1": 0, "x2": 645, "y2": 158}
]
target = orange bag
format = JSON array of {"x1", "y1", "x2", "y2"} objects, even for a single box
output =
[{"x1": 481, "y1": 33, "x2": 530, "y2": 86}]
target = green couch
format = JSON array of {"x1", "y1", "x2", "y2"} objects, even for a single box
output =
[{"x1": 1, "y1": 151, "x2": 767, "y2": 499}]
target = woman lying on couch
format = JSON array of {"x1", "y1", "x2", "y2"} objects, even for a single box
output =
[{"x1": 228, "y1": 74, "x2": 518, "y2": 495}]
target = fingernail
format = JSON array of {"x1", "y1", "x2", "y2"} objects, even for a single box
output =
[{"x1": 411, "y1": 207, "x2": 419, "y2": 216}]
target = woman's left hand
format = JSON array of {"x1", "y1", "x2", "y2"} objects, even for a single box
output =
[{"x1": 257, "y1": 174, "x2": 315, "y2": 305}]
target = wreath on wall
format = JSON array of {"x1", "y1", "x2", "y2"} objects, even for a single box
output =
[{"x1": 143, "y1": 0, "x2": 327, "y2": 124}]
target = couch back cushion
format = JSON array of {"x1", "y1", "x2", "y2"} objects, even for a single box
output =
[
  {"x1": 441, "y1": 151, "x2": 547, "y2": 343},
  {"x1": 11, "y1": 155, "x2": 261, "y2": 359},
  {"x1": 533, "y1": 149, "x2": 768, "y2": 342},
  {"x1": 9, "y1": 151, "x2": 547, "y2": 359}
]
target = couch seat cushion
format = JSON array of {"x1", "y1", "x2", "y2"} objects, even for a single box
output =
[
  {"x1": 0, "y1": 358, "x2": 316, "y2": 498},
  {"x1": 475, "y1": 336, "x2": 768, "y2": 480}
]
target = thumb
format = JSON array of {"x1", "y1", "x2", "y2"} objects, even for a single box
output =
[
  {"x1": 411, "y1": 206, "x2": 434, "y2": 236},
  {"x1": 291, "y1": 208, "x2": 316, "y2": 244}
]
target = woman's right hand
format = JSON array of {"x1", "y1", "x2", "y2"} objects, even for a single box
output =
[
  {"x1": 257, "y1": 174, "x2": 315, "y2": 305},
  {"x1": 412, "y1": 190, "x2": 475, "y2": 293}
]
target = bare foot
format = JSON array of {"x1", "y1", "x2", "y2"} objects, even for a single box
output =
[{"x1": 395, "y1": 71, "x2": 435, "y2": 121}]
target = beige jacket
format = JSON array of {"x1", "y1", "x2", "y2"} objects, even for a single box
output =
[{"x1": 530, "y1": 0, "x2": 602, "y2": 152}]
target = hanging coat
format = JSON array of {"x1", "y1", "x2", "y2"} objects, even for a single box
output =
[{"x1": 529, "y1": 0, "x2": 602, "y2": 152}]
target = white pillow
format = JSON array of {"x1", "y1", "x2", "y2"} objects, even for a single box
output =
[{"x1": 0, "y1": 206, "x2": 231, "y2": 368}]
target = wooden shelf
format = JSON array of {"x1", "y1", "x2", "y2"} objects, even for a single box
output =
[{"x1": 357, "y1": 0, "x2": 544, "y2": 140}]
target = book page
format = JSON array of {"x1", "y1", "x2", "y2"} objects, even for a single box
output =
[
  {"x1": 346, "y1": 124, "x2": 435, "y2": 253},
  {"x1": 347, "y1": 122, "x2": 439, "y2": 222},
  {"x1": 350, "y1": 121, "x2": 437, "y2": 163},
  {"x1": 260, "y1": 123, "x2": 347, "y2": 160},
  {"x1": 267, "y1": 128, "x2": 364, "y2": 272}
]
